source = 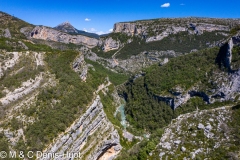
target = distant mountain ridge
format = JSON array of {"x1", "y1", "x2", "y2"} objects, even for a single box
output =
[{"x1": 54, "y1": 21, "x2": 100, "y2": 38}]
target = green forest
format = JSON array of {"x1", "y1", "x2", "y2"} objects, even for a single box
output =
[
  {"x1": 121, "y1": 46, "x2": 229, "y2": 132},
  {"x1": 93, "y1": 31, "x2": 227, "y2": 60}
]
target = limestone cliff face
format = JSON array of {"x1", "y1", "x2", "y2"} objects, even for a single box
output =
[
  {"x1": 113, "y1": 23, "x2": 140, "y2": 36},
  {"x1": 41, "y1": 96, "x2": 122, "y2": 160},
  {"x1": 102, "y1": 37, "x2": 121, "y2": 52},
  {"x1": 30, "y1": 26, "x2": 99, "y2": 47},
  {"x1": 225, "y1": 38, "x2": 233, "y2": 70},
  {"x1": 113, "y1": 18, "x2": 240, "y2": 43},
  {"x1": 72, "y1": 54, "x2": 89, "y2": 81},
  {"x1": 160, "y1": 66, "x2": 240, "y2": 109},
  {"x1": 155, "y1": 67, "x2": 240, "y2": 110},
  {"x1": 232, "y1": 31, "x2": 240, "y2": 45}
]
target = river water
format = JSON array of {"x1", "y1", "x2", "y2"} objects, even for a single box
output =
[{"x1": 114, "y1": 103, "x2": 127, "y2": 129}]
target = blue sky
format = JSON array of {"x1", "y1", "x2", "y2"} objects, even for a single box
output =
[{"x1": 1, "y1": 0, "x2": 240, "y2": 35}]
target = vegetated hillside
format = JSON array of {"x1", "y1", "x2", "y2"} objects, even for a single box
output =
[
  {"x1": 1, "y1": 10, "x2": 240, "y2": 160},
  {"x1": 0, "y1": 11, "x2": 99, "y2": 50},
  {"x1": 0, "y1": 47, "x2": 128, "y2": 155},
  {"x1": 85, "y1": 59, "x2": 128, "y2": 85},
  {"x1": 145, "y1": 48, "x2": 220, "y2": 95},
  {"x1": 121, "y1": 47, "x2": 220, "y2": 131},
  {"x1": 93, "y1": 31, "x2": 228, "y2": 60},
  {"x1": 116, "y1": 37, "x2": 240, "y2": 159},
  {"x1": 115, "y1": 31, "x2": 226, "y2": 59},
  {"x1": 91, "y1": 17, "x2": 240, "y2": 60},
  {"x1": 151, "y1": 105, "x2": 240, "y2": 159},
  {"x1": 0, "y1": 11, "x2": 34, "y2": 39},
  {"x1": 0, "y1": 12, "x2": 128, "y2": 158},
  {"x1": 121, "y1": 42, "x2": 240, "y2": 131}
]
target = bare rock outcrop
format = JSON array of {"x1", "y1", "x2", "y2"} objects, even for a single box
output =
[
  {"x1": 85, "y1": 48, "x2": 178, "y2": 73},
  {"x1": 18, "y1": 41, "x2": 28, "y2": 50},
  {"x1": 73, "y1": 54, "x2": 88, "y2": 81},
  {"x1": 102, "y1": 37, "x2": 120, "y2": 52},
  {"x1": 41, "y1": 96, "x2": 122, "y2": 160},
  {"x1": 157, "y1": 106, "x2": 235, "y2": 159},
  {"x1": 29, "y1": 26, "x2": 99, "y2": 47},
  {"x1": 20, "y1": 27, "x2": 34, "y2": 37},
  {"x1": 4, "y1": 28, "x2": 11, "y2": 38},
  {"x1": 146, "y1": 27, "x2": 187, "y2": 42},
  {"x1": 113, "y1": 23, "x2": 138, "y2": 36},
  {"x1": 232, "y1": 31, "x2": 240, "y2": 45},
  {"x1": 212, "y1": 69, "x2": 240, "y2": 102},
  {"x1": 0, "y1": 73, "x2": 43, "y2": 106},
  {"x1": 226, "y1": 38, "x2": 233, "y2": 70},
  {"x1": 0, "y1": 51, "x2": 20, "y2": 78}
]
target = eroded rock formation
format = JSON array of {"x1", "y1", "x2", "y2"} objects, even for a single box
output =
[
  {"x1": 29, "y1": 26, "x2": 99, "y2": 47},
  {"x1": 73, "y1": 54, "x2": 89, "y2": 81},
  {"x1": 102, "y1": 37, "x2": 120, "y2": 52},
  {"x1": 41, "y1": 96, "x2": 122, "y2": 160}
]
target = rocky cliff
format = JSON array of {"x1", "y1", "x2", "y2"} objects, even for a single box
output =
[
  {"x1": 90, "y1": 18, "x2": 238, "y2": 73},
  {"x1": 42, "y1": 95, "x2": 121, "y2": 160},
  {"x1": 102, "y1": 37, "x2": 121, "y2": 52},
  {"x1": 158, "y1": 66, "x2": 240, "y2": 110},
  {"x1": 27, "y1": 26, "x2": 99, "y2": 47},
  {"x1": 72, "y1": 53, "x2": 89, "y2": 81},
  {"x1": 113, "y1": 18, "x2": 240, "y2": 43}
]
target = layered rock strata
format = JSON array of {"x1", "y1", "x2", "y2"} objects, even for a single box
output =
[{"x1": 41, "y1": 96, "x2": 121, "y2": 160}]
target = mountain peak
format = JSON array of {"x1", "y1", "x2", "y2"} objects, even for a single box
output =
[
  {"x1": 58, "y1": 21, "x2": 71, "y2": 26},
  {"x1": 54, "y1": 21, "x2": 78, "y2": 33},
  {"x1": 54, "y1": 21, "x2": 100, "y2": 38}
]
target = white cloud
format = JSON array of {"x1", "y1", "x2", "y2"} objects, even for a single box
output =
[
  {"x1": 180, "y1": 3, "x2": 185, "y2": 5},
  {"x1": 96, "y1": 31, "x2": 106, "y2": 35},
  {"x1": 161, "y1": 3, "x2": 170, "y2": 8},
  {"x1": 90, "y1": 28, "x2": 96, "y2": 32},
  {"x1": 83, "y1": 28, "x2": 87, "y2": 32},
  {"x1": 109, "y1": 28, "x2": 113, "y2": 32},
  {"x1": 85, "y1": 18, "x2": 91, "y2": 21}
]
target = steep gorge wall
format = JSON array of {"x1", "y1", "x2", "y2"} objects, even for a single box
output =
[
  {"x1": 155, "y1": 33, "x2": 240, "y2": 110},
  {"x1": 41, "y1": 96, "x2": 121, "y2": 160}
]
